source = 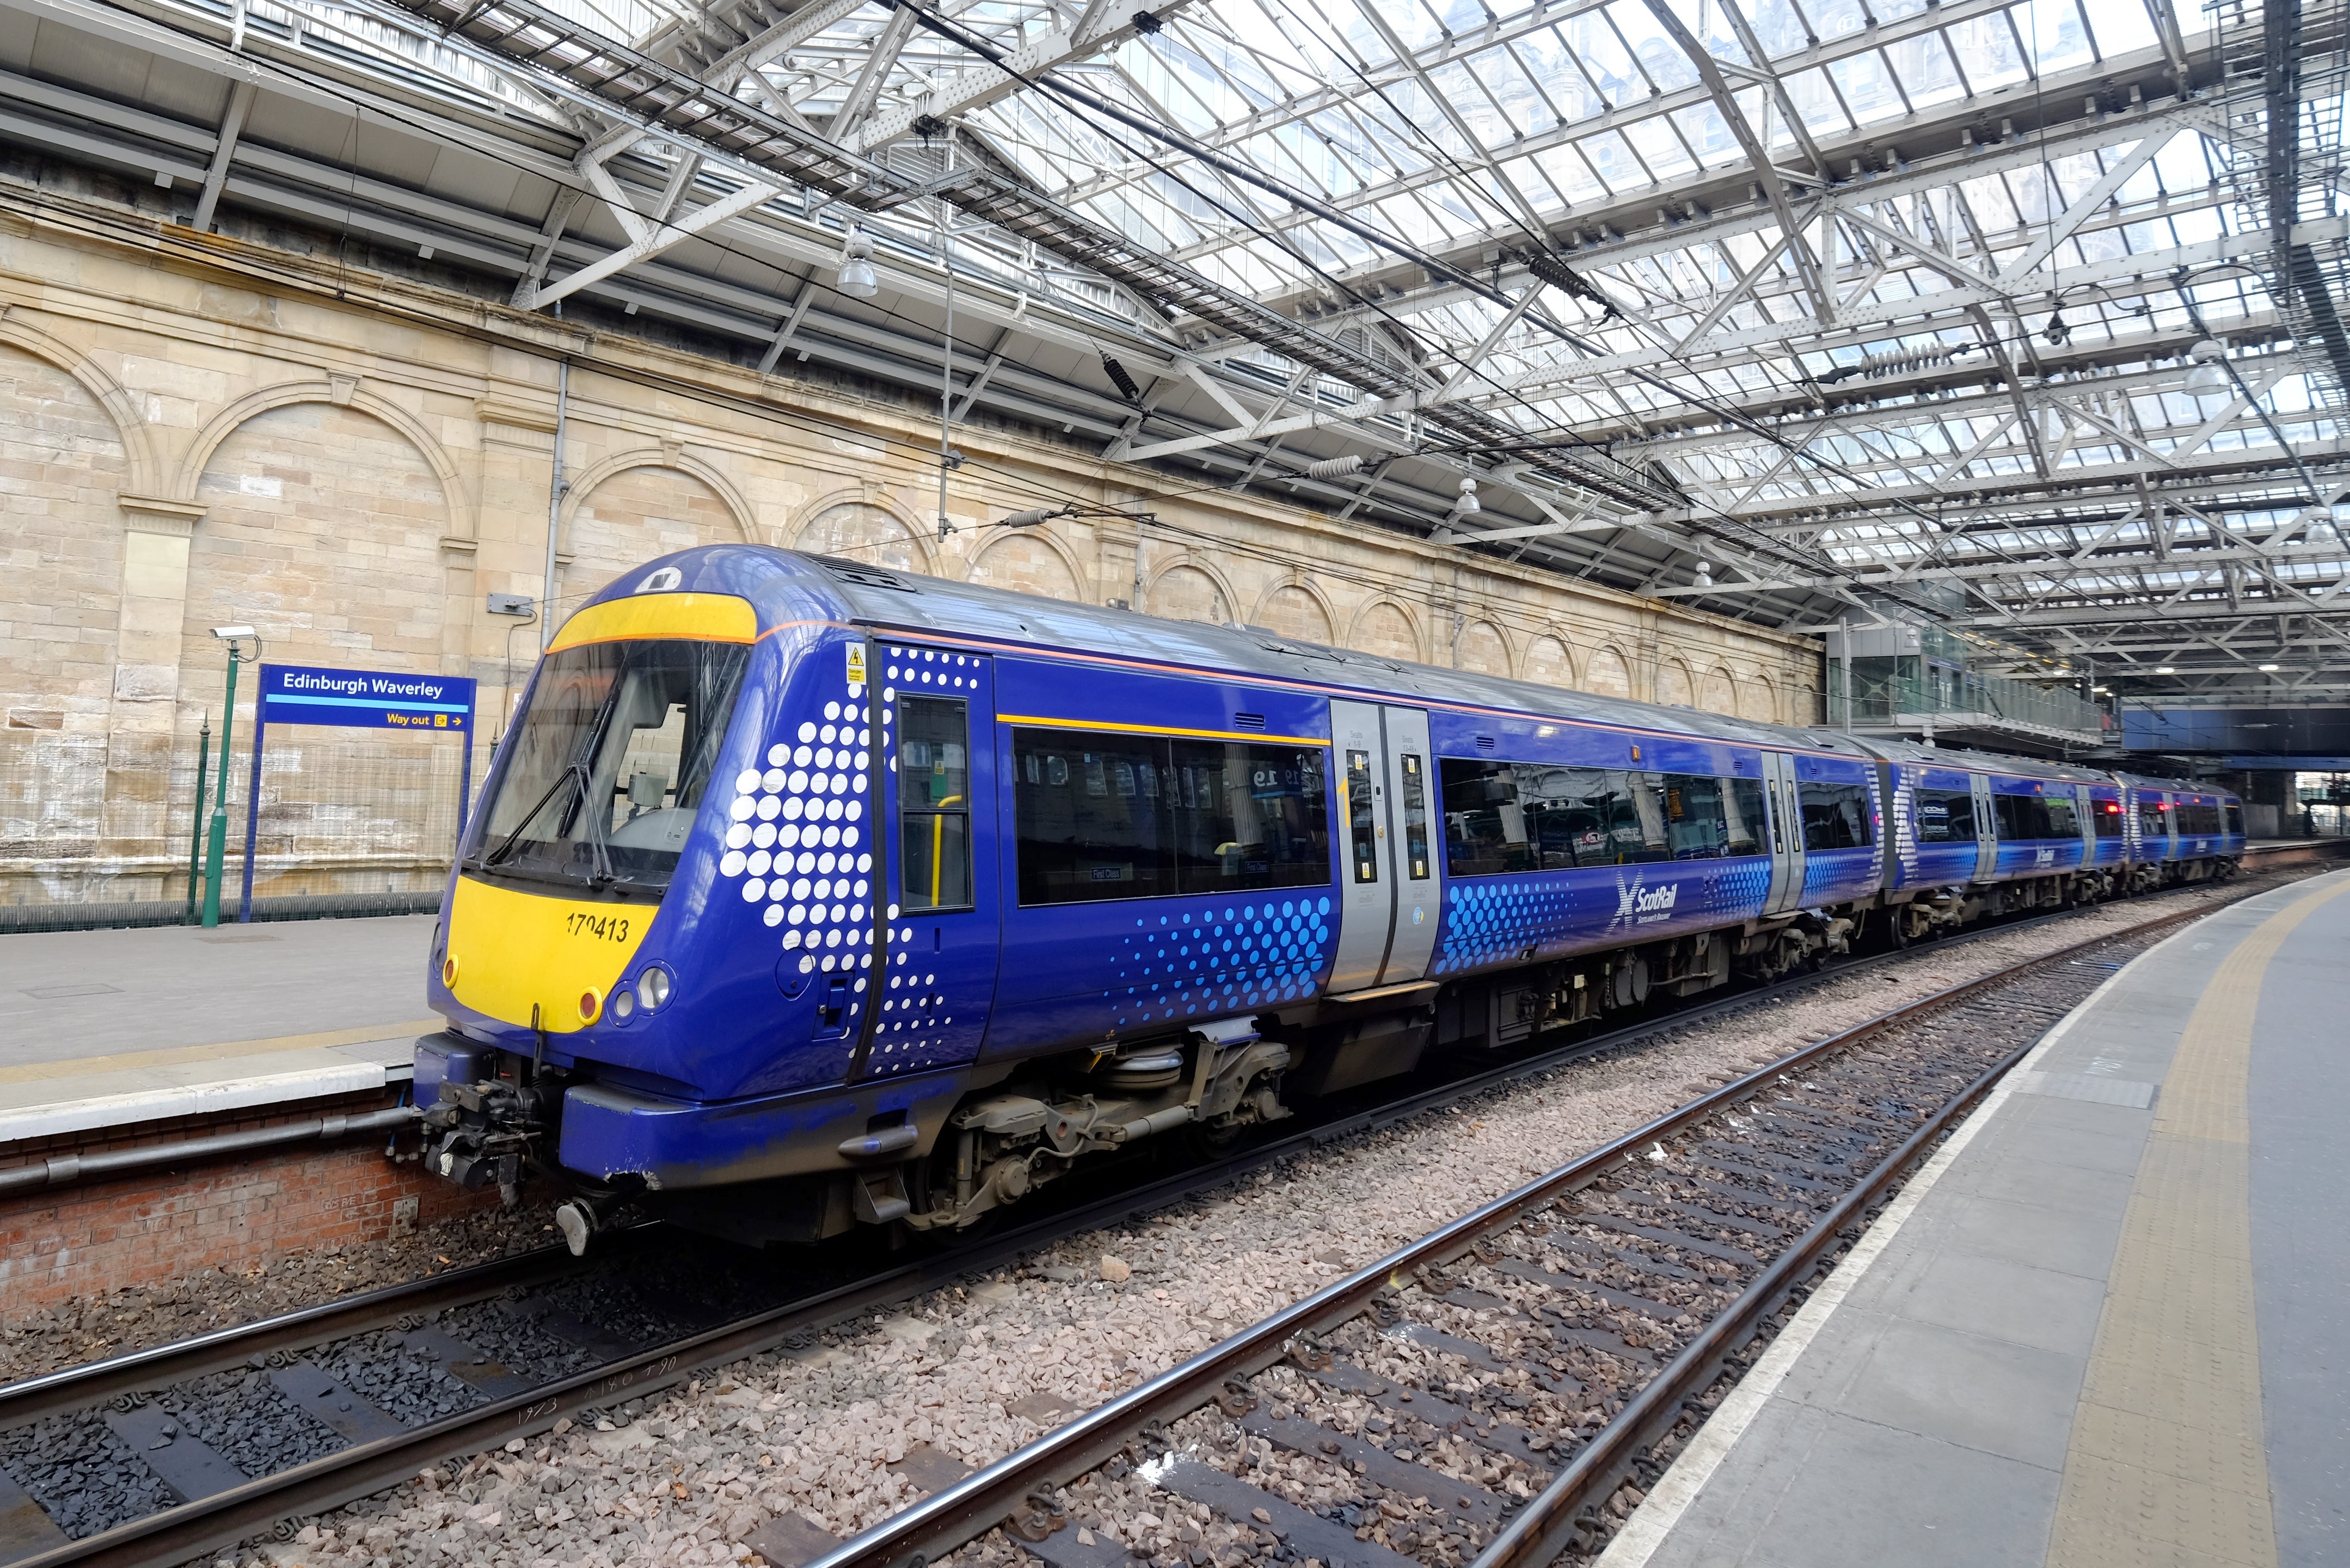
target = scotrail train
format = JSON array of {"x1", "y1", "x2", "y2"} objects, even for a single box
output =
[{"x1": 415, "y1": 546, "x2": 2243, "y2": 1252}]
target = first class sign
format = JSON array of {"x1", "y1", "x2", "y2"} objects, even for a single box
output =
[{"x1": 258, "y1": 663, "x2": 477, "y2": 730}]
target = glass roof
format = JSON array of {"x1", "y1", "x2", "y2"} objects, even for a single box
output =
[{"x1": 95, "y1": 0, "x2": 2350, "y2": 689}]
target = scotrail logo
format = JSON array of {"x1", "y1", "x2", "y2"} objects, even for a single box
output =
[{"x1": 1612, "y1": 874, "x2": 1680, "y2": 930}]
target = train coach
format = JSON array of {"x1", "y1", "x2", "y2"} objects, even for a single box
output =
[{"x1": 415, "y1": 546, "x2": 2242, "y2": 1251}]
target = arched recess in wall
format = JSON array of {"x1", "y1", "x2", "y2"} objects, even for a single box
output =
[
  {"x1": 1701, "y1": 665, "x2": 1737, "y2": 715},
  {"x1": 791, "y1": 492, "x2": 934, "y2": 576},
  {"x1": 188, "y1": 397, "x2": 459, "y2": 878},
  {"x1": 968, "y1": 527, "x2": 1085, "y2": 601},
  {"x1": 1795, "y1": 682, "x2": 1821, "y2": 725},
  {"x1": 1348, "y1": 598, "x2": 1421, "y2": 662},
  {"x1": 189, "y1": 398, "x2": 455, "y2": 669},
  {"x1": 1254, "y1": 579, "x2": 1335, "y2": 644},
  {"x1": 1145, "y1": 558, "x2": 1235, "y2": 624},
  {"x1": 563, "y1": 453, "x2": 757, "y2": 604},
  {"x1": 1455, "y1": 618, "x2": 1511, "y2": 676},
  {"x1": 1583, "y1": 645, "x2": 1633, "y2": 698},
  {"x1": 0, "y1": 336, "x2": 136, "y2": 841},
  {"x1": 1740, "y1": 673, "x2": 1777, "y2": 723},
  {"x1": 1521, "y1": 633, "x2": 1575, "y2": 691},
  {"x1": 0, "y1": 315, "x2": 162, "y2": 495},
  {"x1": 179, "y1": 382, "x2": 469, "y2": 540},
  {"x1": 1655, "y1": 659, "x2": 1695, "y2": 708}
]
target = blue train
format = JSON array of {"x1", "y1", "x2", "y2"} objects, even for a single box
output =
[{"x1": 415, "y1": 546, "x2": 2243, "y2": 1250}]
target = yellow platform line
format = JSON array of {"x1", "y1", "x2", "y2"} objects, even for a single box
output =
[
  {"x1": 0, "y1": 1020, "x2": 442, "y2": 1087},
  {"x1": 2045, "y1": 877, "x2": 2350, "y2": 1568}
]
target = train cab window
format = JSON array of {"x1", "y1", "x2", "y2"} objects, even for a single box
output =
[
  {"x1": 1346, "y1": 750, "x2": 1379, "y2": 883},
  {"x1": 899, "y1": 697, "x2": 972, "y2": 911},
  {"x1": 1011, "y1": 727, "x2": 1328, "y2": 905},
  {"x1": 2225, "y1": 803, "x2": 2245, "y2": 836},
  {"x1": 468, "y1": 637, "x2": 750, "y2": 896},
  {"x1": 1398, "y1": 753, "x2": 1431, "y2": 880},
  {"x1": 1914, "y1": 787, "x2": 1975, "y2": 842},
  {"x1": 2093, "y1": 799, "x2": 2125, "y2": 837},
  {"x1": 1797, "y1": 780, "x2": 1874, "y2": 850}
]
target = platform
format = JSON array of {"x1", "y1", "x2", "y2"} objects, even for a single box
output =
[
  {"x1": 0, "y1": 914, "x2": 438, "y2": 1145},
  {"x1": 1604, "y1": 868, "x2": 2350, "y2": 1568}
]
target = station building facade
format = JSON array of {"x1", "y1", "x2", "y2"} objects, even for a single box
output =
[{"x1": 0, "y1": 188, "x2": 1822, "y2": 908}]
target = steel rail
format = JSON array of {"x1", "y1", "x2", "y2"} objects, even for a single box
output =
[
  {"x1": 0, "y1": 882, "x2": 2250, "y2": 1565},
  {"x1": 0, "y1": 1233, "x2": 629, "y2": 1436},
  {"x1": 780, "y1": 897, "x2": 2218, "y2": 1568}
]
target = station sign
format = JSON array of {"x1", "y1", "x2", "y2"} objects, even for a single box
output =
[{"x1": 257, "y1": 663, "x2": 477, "y2": 731}]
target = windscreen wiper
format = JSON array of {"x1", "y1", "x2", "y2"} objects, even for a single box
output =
[{"x1": 478, "y1": 763, "x2": 582, "y2": 870}]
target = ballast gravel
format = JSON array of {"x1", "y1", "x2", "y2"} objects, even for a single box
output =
[
  {"x1": 0, "y1": 1202, "x2": 562, "y2": 1383},
  {"x1": 64, "y1": 877, "x2": 2285, "y2": 1568}
]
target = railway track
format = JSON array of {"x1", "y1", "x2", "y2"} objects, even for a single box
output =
[
  {"x1": 0, "y1": 876, "x2": 2275, "y2": 1568},
  {"x1": 762, "y1": 899, "x2": 2214, "y2": 1568}
]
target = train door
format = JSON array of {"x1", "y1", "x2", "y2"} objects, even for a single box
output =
[
  {"x1": 1759, "y1": 751, "x2": 1807, "y2": 915},
  {"x1": 1326, "y1": 701, "x2": 1443, "y2": 992},
  {"x1": 2075, "y1": 784, "x2": 2097, "y2": 861},
  {"x1": 1376, "y1": 709, "x2": 1440, "y2": 985},
  {"x1": 1969, "y1": 773, "x2": 1999, "y2": 880},
  {"x1": 850, "y1": 642, "x2": 1001, "y2": 1082},
  {"x1": 1328, "y1": 702, "x2": 1391, "y2": 992}
]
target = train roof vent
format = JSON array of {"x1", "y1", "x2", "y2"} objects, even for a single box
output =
[
  {"x1": 1476, "y1": 735, "x2": 1496, "y2": 752},
  {"x1": 1232, "y1": 711, "x2": 1265, "y2": 730},
  {"x1": 807, "y1": 555, "x2": 918, "y2": 593}
]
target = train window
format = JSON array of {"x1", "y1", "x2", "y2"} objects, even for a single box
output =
[
  {"x1": 1797, "y1": 781, "x2": 1874, "y2": 850},
  {"x1": 2093, "y1": 799, "x2": 2125, "y2": 837},
  {"x1": 1011, "y1": 727, "x2": 1328, "y2": 905},
  {"x1": 2045, "y1": 797, "x2": 2079, "y2": 837},
  {"x1": 1914, "y1": 787, "x2": 1974, "y2": 842},
  {"x1": 467, "y1": 637, "x2": 750, "y2": 896},
  {"x1": 2180, "y1": 802, "x2": 2223, "y2": 835},
  {"x1": 2225, "y1": 803, "x2": 2245, "y2": 836},
  {"x1": 1992, "y1": 794, "x2": 2052, "y2": 840},
  {"x1": 1398, "y1": 753, "x2": 1431, "y2": 880},
  {"x1": 899, "y1": 697, "x2": 972, "y2": 911},
  {"x1": 1723, "y1": 777, "x2": 1764, "y2": 856},
  {"x1": 1440, "y1": 759, "x2": 1747, "y2": 874},
  {"x1": 2139, "y1": 800, "x2": 2170, "y2": 838},
  {"x1": 1346, "y1": 750, "x2": 1379, "y2": 883}
]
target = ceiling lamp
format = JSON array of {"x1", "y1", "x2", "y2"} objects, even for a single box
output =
[
  {"x1": 2259, "y1": 662, "x2": 2281, "y2": 672},
  {"x1": 2042, "y1": 310, "x2": 2069, "y2": 347},
  {"x1": 1691, "y1": 558, "x2": 1714, "y2": 589},
  {"x1": 2155, "y1": 666, "x2": 2175, "y2": 674},
  {"x1": 836, "y1": 228, "x2": 879, "y2": 298},
  {"x1": 2185, "y1": 337, "x2": 2229, "y2": 392},
  {"x1": 1452, "y1": 477, "x2": 1480, "y2": 516}
]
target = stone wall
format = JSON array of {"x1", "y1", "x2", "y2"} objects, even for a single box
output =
[{"x1": 0, "y1": 194, "x2": 1822, "y2": 907}]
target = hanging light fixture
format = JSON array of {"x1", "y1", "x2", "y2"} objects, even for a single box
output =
[
  {"x1": 836, "y1": 227, "x2": 879, "y2": 298},
  {"x1": 1691, "y1": 558, "x2": 1714, "y2": 589},
  {"x1": 2184, "y1": 337, "x2": 2229, "y2": 392},
  {"x1": 2042, "y1": 310, "x2": 2070, "y2": 346}
]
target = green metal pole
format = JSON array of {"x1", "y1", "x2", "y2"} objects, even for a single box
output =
[
  {"x1": 184, "y1": 714, "x2": 211, "y2": 925},
  {"x1": 201, "y1": 653, "x2": 240, "y2": 928}
]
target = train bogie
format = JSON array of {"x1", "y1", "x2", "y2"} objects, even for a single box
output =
[{"x1": 414, "y1": 547, "x2": 2244, "y2": 1249}]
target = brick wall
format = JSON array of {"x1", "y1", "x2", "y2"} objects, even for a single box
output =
[{"x1": 0, "y1": 1104, "x2": 499, "y2": 1310}]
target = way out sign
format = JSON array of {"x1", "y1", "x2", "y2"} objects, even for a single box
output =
[
  {"x1": 260, "y1": 664, "x2": 477, "y2": 730},
  {"x1": 238, "y1": 662, "x2": 479, "y2": 920}
]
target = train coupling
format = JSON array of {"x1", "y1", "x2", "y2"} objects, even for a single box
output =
[{"x1": 420, "y1": 1077, "x2": 552, "y2": 1205}]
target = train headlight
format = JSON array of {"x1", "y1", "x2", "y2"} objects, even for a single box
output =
[
  {"x1": 636, "y1": 966, "x2": 673, "y2": 1012},
  {"x1": 612, "y1": 989, "x2": 636, "y2": 1020}
]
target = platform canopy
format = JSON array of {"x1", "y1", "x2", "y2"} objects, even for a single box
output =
[{"x1": 7, "y1": 0, "x2": 2348, "y2": 696}]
